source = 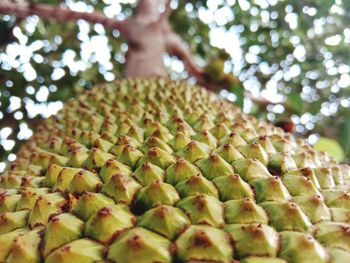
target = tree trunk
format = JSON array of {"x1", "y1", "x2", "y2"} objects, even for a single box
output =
[{"x1": 123, "y1": 0, "x2": 169, "y2": 77}]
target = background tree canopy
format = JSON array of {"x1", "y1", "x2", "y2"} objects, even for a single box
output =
[{"x1": 0, "y1": 0, "x2": 349, "y2": 172}]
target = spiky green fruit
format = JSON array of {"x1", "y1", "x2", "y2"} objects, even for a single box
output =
[
  {"x1": 238, "y1": 142, "x2": 269, "y2": 165},
  {"x1": 330, "y1": 207, "x2": 350, "y2": 223},
  {"x1": 45, "y1": 239, "x2": 104, "y2": 263},
  {"x1": 137, "y1": 205, "x2": 190, "y2": 240},
  {"x1": 85, "y1": 204, "x2": 135, "y2": 243},
  {"x1": 225, "y1": 223, "x2": 279, "y2": 258},
  {"x1": 52, "y1": 167, "x2": 83, "y2": 192},
  {"x1": 260, "y1": 201, "x2": 312, "y2": 232},
  {"x1": 43, "y1": 164, "x2": 63, "y2": 187},
  {"x1": 107, "y1": 227, "x2": 171, "y2": 263},
  {"x1": 293, "y1": 195, "x2": 331, "y2": 223},
  {"x1": 99, "y1": 159, "x2": 132, "y2": 183},
  {"x1": 133, "y1": 162, "x2": 165, "y2": 185},
  {"x1": 279, "y1": 231, "x2": 329, "y2": 263},
  {"x1": 176, "y1": 140, "x2": 210, "y2": 162},
  {"x1": 138, "y1": 147, "x2": 176, "y2": 169},
  {"x1": 268, "y1": 152, "x2": 297, "y2": 174},
  {"x1": 0, "y1": 210, "x2": 28, "y2": 235},
  {"x1": 220, "y1": 131, "x2": 246, "y2": 147},
  {"x1": 224, "y1": 198, "x2": 268, "y2": 224},
  {"x1": 73, "y1": 192, "x2": 114, "y2": 221},
  {"x1": 213, "y1": 143, "x2": 245, "y2": 163},
  {"x1": 28, "y1": 192, "x2": 70, "y2": 227},
  {"x1": 0, "y1": 174, "x2": 22, "y2": 189},
  {"x1": 212, "y1": 174, "x2": 254, "y2": 201},
  {"x1": 196, "y1": 154, "x2": 233, "y2": 180},
  {"x1": 314, "y1": 222, "x2": 350, "y2": 251},
  {"x1": 133, "y1": 180, "x2": 179, "y2": 213},
  {"x1": 175, "y1": 174, "x2": 218, "y2": 198},
  {"x1": 43, "y1": 213, "x2": 84, "y2": 257},
  {"x1": 84, "y1": 148, "x2": 115, "y2": 170},
  {"x1": 175, "y1": 225, "x2": 233, "y2": 262},
  {"x1": 210, "y1": 122, "x2": 231, "y2": 139},
  {"x1": 323, "y1": 189, "x2": 350, "y2": 209},
  {"x1": 176, "y1": 194, "x2": 224, "y2": 227},
  {"x1": 251, "y1": 176, "x2": 291, "y2": 203},
  {"x1": 6, "y1": 227, "x2": 43, "y2": 263},
  {"x1": 192, "y1": 130, "x2": 217, "y2": 149},
  {"x1": 233, "y1": 158, "x2": 272, "y2": 181},
  {"x1": 101, "y1": 173, "x2": 141, "y2": 204},
  {"x1": 69, "y1": 170, "x2": 102, "y2": 194},
  {"x1": 282, "y1": 169, "x2": 320, "y2": 196},
  {"x1": 328, "y1": 247, "x2": 350, "y2": 263},
  {"x1": 110, "y1": 135, "x2": 141, "y2": 156},
  {"x1": 253, "y1": 135, "x2": 277, "y2": 154},
  {"x1": 1, "y1": 78, "x2": 349, "y2": 262},
  {"x1": 118, "y1": 144, "x2": 144, "y2": 168},
  {"x1": 313, "y1": 167, "x2": 336, "y2": 189},
  {"x1": 165, "y1": 157, "x2": 200, "y2": 185},
  {"x1": 16, "y1": 187, "x2": 49, "y2": 210},
  {"x1": 0, "y1": 228, "x2": 28, "y2": 261},
  {"x1": 169, "y1": 132, "x2": 191, "y2": 151},
  {"x1": 331, "y1": 166, "x2": 344, "y2": 185},
  {"x1": 240, "y1": 257, "x2": 287, "y2": 263}
]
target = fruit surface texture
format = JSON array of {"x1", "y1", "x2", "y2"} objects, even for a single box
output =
[{"x1": 1, "y1": 78, "x2": 350, "y2": 263}]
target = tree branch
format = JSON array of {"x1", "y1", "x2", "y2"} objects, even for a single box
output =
[
  {"x1": 165, "y1": 32, "x2": 207, "y2": 83},
  {"x1": 0, "y1": 2, "x2": 129, "y2": 35},
  {"x1": 165, "y1": 32, "x2": 234, "y2": 91},
  {"x1": 158, "y1": 0, "x2": 172, "y2": 22},
  {"x1": 1, "y1": 0, "x2": 277, "y2": 107},
  {"x1": 165, "y1": 31, "x2": 276, "y2": 105}
]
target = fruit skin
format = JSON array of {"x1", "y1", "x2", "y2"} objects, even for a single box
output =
[
  {"x1": 107, "y1": 227, "x2": 172, "y2": 263},
  {"x1": 224, "y1": 198, "x2": 268, "y2": 224},
  {"x1": 278, "y1": 231, "x2": 329, "y2": 263},
  {"x1": 0, "y1": 210, "x2": 28, "y2": 235},
  {"x1": 6, "y1": 227, "x2": 43, "y2": 263},
  {"x1": 137, "y1": 205, "x2": 190, "y2": 240},
  {"x1": 1, "y1": 78, "x2": 350, "y2": 263},
  {"x1": 43, "y1": 213, "x2": 84, "y2": 257},
  {"x1": 260, "y1": 201, "x2": 312, "y2": 232},
  {"x1": 175, "y1": 225, "x2": 233, "y2": 263},
  {"x1": 225, "y1": 223, "x2": 279, "y2": 258},
  {"x1": 0, "y1": 228, "x2": 28, "y2": 261},
  {"x1": 85, "y1": 204, "x2": 135, "y2": 244},
  {"x1": 328, "y1": 247, "x2": 350, "y2": 263},
  {"x1": 240, "y1": 257, "x2": 287, "y2": 263},
  {"x1": 45, "y1": 239, "x2": 104, "y2": 263}
]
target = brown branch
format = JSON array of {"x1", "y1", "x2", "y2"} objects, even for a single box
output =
[
  {"x1": 0, "y1": 2, "x2": 129, "y2": 35},
  {"x1": 165, "y1": 31, "x2": 276, "y2": 105},
  {"x1": 165, "y1": 32, "x2": 206, "y2": 82},
  {"x1": 2, "y1": 0, "x2": 277, "y2": 107},
  {"x1": 158, "y1": 0, "x2": 172, "y2": 22}
]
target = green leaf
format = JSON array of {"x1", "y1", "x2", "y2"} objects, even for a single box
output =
[
  {"x1": 308, "y1": 101, "x2": 322, "y2": 115},
  {"x1": 0, "y1": 20, "x2": 15, "y2": 46},
  {"x1": 339, "y1": 116, "x2": 350, "y2": 159},
  {"x1": 231, "y1": 86, "x2": 244, "y2": 109},
  {"x1": 314, "y1": 137, "x2": 345, "y2": 162},
  {"x1": 286, "y1": 92, "x2": 304, "y2": 114}
]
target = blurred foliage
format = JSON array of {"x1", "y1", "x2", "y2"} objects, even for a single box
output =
[{"x1": 0, "y1": 0, "x2": 350, "y2": 169}]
